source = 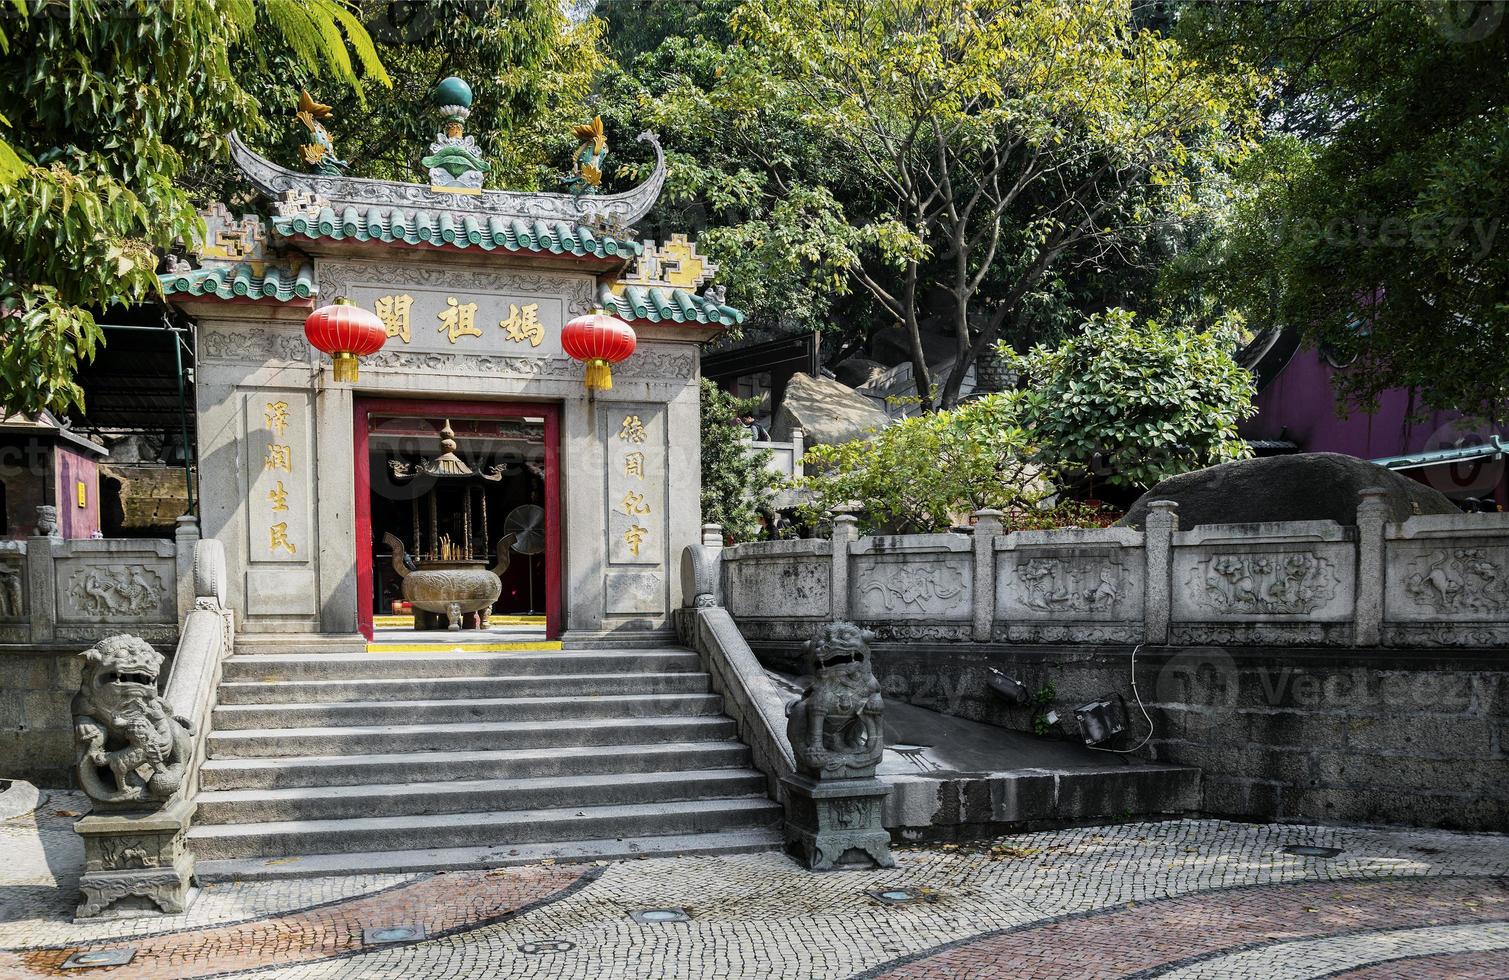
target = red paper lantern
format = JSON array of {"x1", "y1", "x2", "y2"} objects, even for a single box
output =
[
  {"x1": 561, "y1": 312, "x2": 636, "y2": 391},
  {"x1": 304, "y1": 298, "x2": 387, "y2": 382}
]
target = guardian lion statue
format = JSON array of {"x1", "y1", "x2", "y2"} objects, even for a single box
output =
[
  {"x1": 785, "y1": 621, "x2": 884, "y2": 779},
  {"x1": 72, "y1": 634, "x2": 192, "y2": 805}
]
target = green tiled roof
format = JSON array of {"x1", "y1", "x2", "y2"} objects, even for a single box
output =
[
  {"x1": 271, "y1": 206, "x2": 642, "y2": 259},
  {"x1": 159, "y1": 261, "x2": 316, "y2": 302},
  {"x1": 608, "y1": 285, "x2": 744, "y2": 326}
]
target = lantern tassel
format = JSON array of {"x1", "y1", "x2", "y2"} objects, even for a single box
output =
[
  {"x1": 333, "y1": 352, "x2": 360, "y2": 383},
  {"x1": 584, "y1": 358, "x2": 613, "y2": 391}
]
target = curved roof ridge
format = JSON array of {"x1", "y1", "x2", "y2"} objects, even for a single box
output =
[{"x1": 228, "y1": 130, "x2": 666, "y2": 229}]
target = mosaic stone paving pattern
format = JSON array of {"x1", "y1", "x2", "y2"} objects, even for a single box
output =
[{"x1": 3, "y1": 792, "x2": 1507, "y2": 978}]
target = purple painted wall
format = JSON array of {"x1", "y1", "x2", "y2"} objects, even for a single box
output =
[
  {"x1": 1240, "y1": 348, "x2": 1505, "y2": 506},
  {"x1": 55, "y1": 446, "x2": 101, "y2": 539}
]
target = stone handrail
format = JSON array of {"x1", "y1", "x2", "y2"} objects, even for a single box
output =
[
  {"x1": 0, "y1": 510, "x2": 205, "y2": 649},
  {"x1": 163, "y1": 536, "x2": 233, "y2": 802},
  {"x1": 675, "y1": 526, "x2": 796, "y2": 798},
  {"x1": 717, "y1": 491, "x2": 1509, "y2": 649},
  {"x1": 73, "y1": 531, "x2": 233, "y2": 920}
]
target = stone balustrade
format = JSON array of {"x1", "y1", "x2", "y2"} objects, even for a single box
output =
[
  {"x1": 0, "y1": 512, "x2": 206, "y2": 648},
  {"x1": 714, "y1": 491, "x2": 1509, "y2": 648}
]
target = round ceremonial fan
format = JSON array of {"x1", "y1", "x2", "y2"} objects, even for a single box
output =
[{"x1": 503, "y1": 504, "x2": 546, "y2": 555}]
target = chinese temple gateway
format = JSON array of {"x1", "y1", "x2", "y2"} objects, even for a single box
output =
[{"x1": 164, "y1": 89, "x2": 742, "y2": 646}]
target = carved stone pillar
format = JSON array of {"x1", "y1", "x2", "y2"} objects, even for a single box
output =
[
  {"x1": 27, "y1": 505, "x2": 59, "y2": 644},
  {"x1": 971, "y1": 509, "x2": 1003, "y2": 641},
  {"x1": 75, "y1": 796, "x2": 196, "y2": 921},
  {"x1": 1143, "y1": 500, "x2": 1178, "y2": 644},
  {"x1": 1354, "y1": 488, "x2": 1389, "y2": 647},
  {"x1": 829, "y1": 514, "x2": 858, "y2": 622},
  {"x1": 174, "y1": 515, "x2": 200, "y2": 625}
]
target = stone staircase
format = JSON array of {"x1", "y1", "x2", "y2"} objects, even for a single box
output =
[{"x1": 189, "y1": 645, "x2": 784, "y2": 880}]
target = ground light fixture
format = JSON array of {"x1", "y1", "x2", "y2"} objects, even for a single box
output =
[
  {"x1": 629, "y1": 908, "x2": 691, "y2": 924},
  {"x1": 866, "y1": 886, "x2": 929, "y2": 905},
  {"x1": 61, "y1": 948, "x2": 136, "y2": 969},
  {"x1": 363, "y1": 924, "x2": 427, "y2": 944}
]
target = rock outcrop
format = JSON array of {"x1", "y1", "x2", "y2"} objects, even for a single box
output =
[
  {"x1": 771, "y1": 372, "x2": 890, "y2": 447},
  {"x1": 1118, "y1": 452, "x2": 1460, "y2": 529}
]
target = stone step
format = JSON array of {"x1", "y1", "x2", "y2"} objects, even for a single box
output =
[
  {"x1": 217, "y1": 671, "x2": 711, "y2": 705},
  {"x1": 187, "y1": 796, "x2": 784, "y2": 860},
  {"x1": 200, "y1": 741, "x2": 755, "y2": 791},
  {"x1": 195, "y1": 768, "x2": 768, "y2": 823},
  {"x1": 207, "y1": 715, "x2": 739, "y2": 758},
  {"x1": 221, "y1": 649, "x2": 701, "y2": 682},
  {"x1": 211, "y1": 693, "x2": 724, "y2": 730},
  {"x1": 193, "y1": 827, "x2": 786, "y2": 882}
]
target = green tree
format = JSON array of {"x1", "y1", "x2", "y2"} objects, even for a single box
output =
[
  {"x1": 715, "y1": 0, "x2": 1258, "y2": 408},
  {"x1": 289, "y1": 0, "x2": 605, "y2": 190},
  {"x1": 700, "y1": 379, "x2": 774, "y2": 542},
  {"x1": 1011, "y1": 308, "x2": 1256, "y2": 493},
  {"x1": 0, "y1": 0, "x2": 386, "y2": 416},
  {"x1": 1174, "y1": 0, "x2": 1509, "y2": 417}
]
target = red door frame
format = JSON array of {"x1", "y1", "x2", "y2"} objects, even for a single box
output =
[{"x1": 353, "y1": 397, "x2": 562, "y2": 640}]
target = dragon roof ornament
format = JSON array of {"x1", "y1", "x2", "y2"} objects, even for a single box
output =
[{"x1": 227, "y1": 128, "x2": 666, "y2": 229}]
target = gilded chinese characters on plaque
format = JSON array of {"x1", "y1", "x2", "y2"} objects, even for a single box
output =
[{"x1": 247, "y1": 392, "x2": 309, "y2": 564}]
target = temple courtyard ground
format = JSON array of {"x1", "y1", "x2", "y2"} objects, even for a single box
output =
[{"x1": 2, "y1": 791, "x2": 1507, "y2": 979}]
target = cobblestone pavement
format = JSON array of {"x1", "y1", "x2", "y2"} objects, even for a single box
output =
[{"x1": 3, "y1": 791, "x2": 1507, "y2": 978}]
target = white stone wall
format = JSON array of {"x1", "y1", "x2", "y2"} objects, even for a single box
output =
[
  {"x1": 188, "y1": 252, "x2": 704, "y2": 639},
  {"x1": 720, "y1": 496, "x2": 1509, "y2": 649}
]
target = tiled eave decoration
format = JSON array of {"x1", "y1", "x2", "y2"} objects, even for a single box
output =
[
  {"x1": 159, "y1": 260, "x2": 316, "y2": 303},
  {"x1": 608, "y1": 285, "x2": 744, "y2": 327},
  {"x1": 270, "y1": 206, "x2": 642, "y2": 260}
]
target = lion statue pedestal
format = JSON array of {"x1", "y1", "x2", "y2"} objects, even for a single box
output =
[{"x1": 780, "y1": 622, "x2": 895, "y2": 871}]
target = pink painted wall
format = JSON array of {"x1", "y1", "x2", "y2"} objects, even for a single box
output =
[
  {"x1": 55, "y1": 447, "x2": 100, "y2": 539},
  {"x1": 1240, "y1": 348, "x2": 1506, "y2": 505}
]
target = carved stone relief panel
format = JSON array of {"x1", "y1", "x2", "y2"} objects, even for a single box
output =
[
  {"x1": 0, "y1": 557, "x2": 25, "y2": 619},
  {"x1": 1172, "y1": 544, "x2": 1354, "y2": 621},
  {"x1": 198, "y1": 328, "x2": 310, "y2": 364},
  {"x1": 996, "y1": 547, "x2": 1143, "y2": 622},
  {"x1": 1386, "y1": 542, "x2": 1509, "y2": 622},
  {"x1": 57, "y1": 563, "x2": 174, "y2": 623},
  {"x1": 725, "y1": 558, "x2": 831, "y2": 619},
  {"x1": 850, "y1": 555, "x2": 972, "y2": 621}
]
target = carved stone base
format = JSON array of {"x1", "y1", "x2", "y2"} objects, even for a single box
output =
[
  {"x1": 780, "y1": 775, "x2": 895, "y2": 872},
  {"x1": 75, "y1": 797, "x2": 196, "y2": 921}
]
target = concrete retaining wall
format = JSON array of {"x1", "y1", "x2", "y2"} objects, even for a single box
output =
[{"x1": 749, "y1": 638, "x2": 1509, "y2": 833}]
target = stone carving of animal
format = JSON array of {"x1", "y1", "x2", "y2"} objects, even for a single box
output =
[
  {"x1": 785, "y1": 621, "x2": 884, "y2": 779},
  {"x1": 72, "y1": 634, "x2": 192, "y2": 806}
]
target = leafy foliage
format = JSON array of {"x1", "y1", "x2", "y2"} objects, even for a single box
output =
[
  {"x1": 798, "y1": 393, "x2": 1056, "y2": 534},
  {"x1": 1174, "y1": 0, "x2": 1509, "y2": 417},
  {"x1": 0, "y1": 0, "x2": 386, "y2": 416},
  {"x1": 281, "y1": 0, "x2": 604, "y2": 190},
  {"x1": 700, "y1": 379, "x2": 774, "y2": 542},
  {"x1": 706, "y1": 0, "x2": 1260, "y2": 407},
  {"x1": 1010, "y1": 309, "x2": 1256, "y2": 492}
]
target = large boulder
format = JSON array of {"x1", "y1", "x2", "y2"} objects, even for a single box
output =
[
  {"x1": 1118, "y1": 452, "x2": 1460, "y2": 529},
  {"x1": 772, "y1": 372, "x2": 891, "y2": 447}
]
